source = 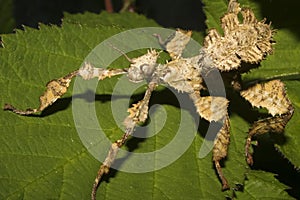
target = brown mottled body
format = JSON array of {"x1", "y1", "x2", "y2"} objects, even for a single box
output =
[{"x1": 3, "y1": 0, "x2": 294, "y2": 199}]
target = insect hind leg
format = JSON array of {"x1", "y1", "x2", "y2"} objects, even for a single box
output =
[{"x1": 240, "y1": 80, "x2": 294, "y2": 165}]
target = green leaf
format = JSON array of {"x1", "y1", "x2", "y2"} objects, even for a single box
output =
[
  {"x1": 63, "y1": 11, "x2": 158, "y2": 28},
  {"x1": 236, "y1": 171, "x2": 292, "y2": 199},
  {"x1": 0, "y1": 0, "x2": 15, "y2": 33},
  {"x1": 1, "y1": 1, "x2": 300, "y2": 200}
]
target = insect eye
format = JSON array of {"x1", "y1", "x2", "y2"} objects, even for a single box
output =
[
  {"x1": 140, "y1": 64, "x2": 149, "y2": 71},
  {"x1": 140, "y1": 63, "x2": 155, "y2": 77}
]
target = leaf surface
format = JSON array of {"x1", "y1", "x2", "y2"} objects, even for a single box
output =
[
  {"x1": 1, "y1": 1, "x2": 300, "y2": 199},
  {"x1": 0, "y1": 0, "x2": 15, "y2": 33}
]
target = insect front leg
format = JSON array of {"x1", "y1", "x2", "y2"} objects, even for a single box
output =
[
  {"x1": 4, "y1": 70, "x2": 78, "y2": 115},
  {"x1": 91, "y1": 80, "x2": 158, "y2": 200},
  {"x1": 241, "y1": 80, "x2": 294, "y2": 165},
  {"x1": 3, "y1": 62, "x2": 127, "y2": 115}
]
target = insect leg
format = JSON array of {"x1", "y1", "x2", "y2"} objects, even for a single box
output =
[
  {"x1": 3, "y1": 62, "x2": 127, "y2": 115},
  {"x1": 154, "y1": 29, "x2": 192, "y2": 60},
  {"x1": 3, "y1": 70, "x2": 79, "y2": 115},
  {"x1": 190, "y1": 93, "x2": 230, "y2": 190},
  {"x1": 91, "y1": 80, "x2": 158, "y2": 200},
  {"x1": 240, "y1": 80, "x2": 294, "y2": 165},
  {"x1": 245, "y1": 113, "x2": 293, "y2": 165},
  {"x1": 212, "y1": 114, "x2": 230, "y2": 190}
]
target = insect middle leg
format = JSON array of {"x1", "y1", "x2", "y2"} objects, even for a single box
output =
[{"x1": 91, "y1": 80, "x2": 158, "y2": 200}]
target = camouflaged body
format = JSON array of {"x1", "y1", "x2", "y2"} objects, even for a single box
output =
[{"x1": 4, "y1": 0, "x2": 294, "y2": 197}]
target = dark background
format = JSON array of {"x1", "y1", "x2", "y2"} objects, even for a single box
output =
[
  {"x1": 13, "y1": 0, "x2": 206, "y2": 31},
  {"x1": 2, "y1": 0, "x2": 300, "y2": 198}
]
